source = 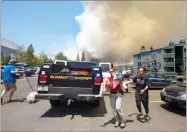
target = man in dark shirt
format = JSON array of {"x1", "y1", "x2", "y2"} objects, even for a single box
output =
[{"x1": 133, "y1": 67, "x2": 150, "y2": 121}]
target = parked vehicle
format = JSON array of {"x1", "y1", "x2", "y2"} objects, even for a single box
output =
[
  {"x1": 147, "y1": 73, "x2": 178, "y2": 88},
  {"x1": 15, "y1": 66, "x2": 25, "y2": 76},
  {"x1": 160, "y1": 82, "x2": 186, "y2": 108},
  {"x1": 30, "y1": 67, "x2": 38, "y2": 75},
  {"x1": 15, "y1": 66, "x2": 33, "y2": 77},
  {"x1": 1, "y1": 66, "x2": 5, "y2": 84},
  {"x1": 35, "y1": 61, "x2": 103, "y2": 107},
  {"x1": 130, "y1": 73, "x2": 178, "y2": 89},
  {"x1": 24, "y1": 67, "x2": 33, "y2": 76}
]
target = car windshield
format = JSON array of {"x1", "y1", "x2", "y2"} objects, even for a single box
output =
[
  {"x1": 16, "y1": 66, "x2": 24, "y2": 69},
  {"x1": 100, "y1": 64, "x2": 110, "y2": 72},
  {"x1": 56, "y1": 61, "x2": 66, "y2": 66}
]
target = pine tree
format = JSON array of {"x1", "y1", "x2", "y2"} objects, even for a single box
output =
[
  {"x1": 81, "y1": 52, "x2": 85, "y2": 61},
  {"x1": 150, "y1": 46, "x2": 154, "y2": 50},
  {"x1": 141, "y1": 46, "x2": 145, "y2": 51},
  {"x1": 76, "y1": 53, "x2": 80, "y2": 61}
]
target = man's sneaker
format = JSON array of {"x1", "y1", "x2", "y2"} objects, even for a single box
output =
[
  {"x1": 114, "y1": 122, "x2": 119, "y2": 127},
  {"x1": 120, "y1": 122, "x2": 126, "y2": 128},
  {"x1": 139, "y1": 114, "x2": 144, "y2": 119},
  {"x1": 146, "y1": 116, "x2": 151, "y2": 121}
]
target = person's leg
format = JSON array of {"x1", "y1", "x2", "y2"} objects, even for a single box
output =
[
  {"x1": 110, "y1": 94, "x2": 120, "y2": 127},
  {"x1": 1, "y1": 84, "x2": 9, "y2": 104},
  {"x1": 96, "y1": 78, "x2": 109, "y2": 97},
  {"x1": 142, "y1": 95, "x2": 150, "y2": 120},
  {"x1": 135, "y1": 95, "x2": 144, "y2": 119},
  {"x1": 8, "y1": 84, "x2": 17, "y2": 102},
  {"x1": 116, "y1": 93, "x2": 126, "y2": 128},
  {"x1": 135, "y1": 95, "x2": 142, "y2": 114}
]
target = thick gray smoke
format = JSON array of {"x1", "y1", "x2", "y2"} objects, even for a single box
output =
[{"x1": 75, "y1": 1, "x2": 186, "y2": 63}]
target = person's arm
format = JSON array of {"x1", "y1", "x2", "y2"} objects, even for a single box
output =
[
  {"x1": 10, "y1": 67, "x2": 24, "y2": 74},
  {"x1": 132, "y1": 76, "x2": 137, "y2": 83},
  {"x1": 119, "y1": 76, "x2": 123, "y2": 89},
  {"x1": 10, "y1": 67, "x2": 18, "y2": 74}
]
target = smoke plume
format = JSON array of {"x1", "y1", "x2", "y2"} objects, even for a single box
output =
[{"x1": 75, "y1": 1, "x2": 186, "y2": 63}]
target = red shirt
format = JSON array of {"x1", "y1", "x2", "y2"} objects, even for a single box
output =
[{"x1": 108, "y1": 76, "x2": 121, "y2": 93}]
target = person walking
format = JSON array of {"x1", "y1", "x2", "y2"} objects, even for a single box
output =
[
  {"x1": 132, "y1": 67, "x2": 150, "y2": 121},
  {"x1": 1, "y1": 59, "x2": 24, "y2": 104},
  {"x1": 96, "y1": 68, "x2": 126, "y2": 128}
]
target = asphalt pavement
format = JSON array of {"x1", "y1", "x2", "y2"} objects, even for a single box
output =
[{"x1": 1, "y1": 76, "x2": 186, "y2": 132}]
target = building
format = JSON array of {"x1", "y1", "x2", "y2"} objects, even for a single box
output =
[
  {"x1": 133, "y1": 39, "x2": 186, "y2": 79},
  {"x1": 1, "y1": 38, "x2": 18, "y2": 57}
]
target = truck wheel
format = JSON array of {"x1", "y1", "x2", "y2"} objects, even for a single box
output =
[
  {"x1": 90, "y1": 100, "x2": 100, "y2": 107},
  {"x1": 49, "y1": 100, "x2": 60, "y2": 107}
]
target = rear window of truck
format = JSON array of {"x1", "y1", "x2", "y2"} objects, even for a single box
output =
[{"x1": 67, "y1": 62, "x2": 96, "y2": 68}]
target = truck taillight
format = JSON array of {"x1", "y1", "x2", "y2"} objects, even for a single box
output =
[
  {"x1": 94, "y1": 77, "x2": 102, "y2": 85},
  {"x1": 39, "y1": 75, "x2": 48, "y2": 83}
]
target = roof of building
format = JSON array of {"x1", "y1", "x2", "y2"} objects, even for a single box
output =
[
  {"x1": 1, "y1": 37, "x2": 18, "y2": 50},
  {"x1": 133, "y1": 48, "x2": 163, "y2": 57},
  {"x1": 134, "y1": 39, "x2": 186, "y2": 57}
]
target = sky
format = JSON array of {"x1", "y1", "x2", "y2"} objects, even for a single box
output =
[{"x1": 2, "y1": 1, "x2": 84, "y2": 60}]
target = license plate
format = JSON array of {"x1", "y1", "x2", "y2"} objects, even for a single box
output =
[
  {"x1": 38, "y1": 86, "x2": 48, "y2": 91},
  {"x1": 165, "y1": 97, "x2": 171, "y2": 102}
]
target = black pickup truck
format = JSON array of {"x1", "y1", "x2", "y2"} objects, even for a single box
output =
[{"x1": 35, "y1": 61, "x2": 103, "y2": 107}]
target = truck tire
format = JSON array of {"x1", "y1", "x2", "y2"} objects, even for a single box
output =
[
  {"x1": 90, "y1": 100, "x2": 100, "y2": 107},
  {"x1": 49, "y1": 100, "x2": 60, "y2": 107}
]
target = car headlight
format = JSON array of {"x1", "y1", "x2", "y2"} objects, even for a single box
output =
[{"x1": 180, "y1": 94, "x2": 186, "y2": 98}]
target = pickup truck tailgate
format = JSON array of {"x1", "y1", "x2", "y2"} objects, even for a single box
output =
[{"x1": 48, "y1": 74, "x2": 93, "y2": 88}]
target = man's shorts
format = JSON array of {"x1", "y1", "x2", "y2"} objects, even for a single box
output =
[{"x1": 4, "y1": 84, "x2": 17, "y2": 91}]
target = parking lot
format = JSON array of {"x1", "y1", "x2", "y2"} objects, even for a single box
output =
[{"x1": 1, "y1": 76, "x2": 186, "y2": 132}]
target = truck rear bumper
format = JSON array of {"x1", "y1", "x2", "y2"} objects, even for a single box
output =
[
  {"x1": 35, "y1": 93, "x2": 102, "y2": 101},
  {"x1": 35, "y1": 94, "x2": 64, "y2": 100}
]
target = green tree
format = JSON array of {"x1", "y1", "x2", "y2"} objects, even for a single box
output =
[
  {"x1": 27, "y1": 44, "x2": 34, "y2": 58},
  {"x1": 16, "y1": 45, "x2": 26, "y2": 63},
  {"x1": 1, "y1": 52, "x2": 4, "y2": 65},
  {"x1": 25, "y1": 44, "x2": 37, "y2": 66},
  {"x1": 76, "y1": 53, "x2": 80, "y2": 61},
  {"x1": 38, "y1": 51, "x2": 49, "y2": 64},
  {"x1": 55, "y1": 52, "x2": 68, "y2": 60},
  {"x1": 181, "y1": 65, "x2": 186, "y2": 80},
  {"x1": 3, "y1": 55, "x2": 11, "y2": 65},
  {"x1": 81, "y1": 52, "x2": 85, "y2": 61},
  {"x1": 47, "y1": 59, "x2": 54, "y2": 63},
  {"x1": 150, "y1": 46, "x2": 154, "y2": 51},
  {"x1": 141, "y1": 46, "x2": 145, "y2": 51}
]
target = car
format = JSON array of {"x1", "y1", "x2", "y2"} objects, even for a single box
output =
[
  {"x1": 15, "y1": 66, "x2": 25, "y2": 77},
  {"x1": 24, "y1": 67, "x2": 33, "y2": 76},
  {"x1": 130, "y1": 73, "x2": 178, "y2": 89},
  {"x1": 35, "y1": 61, "x2": 103, "y2": 108},
  {"x1": 1, "y1": 66, "x2": 5, "y2": 84},
  {"x1": 15, "y1": 66, "x2": 33, "y2": 77},
  {"x1": 28, "y1": 67, "x2": 37, "y2": 75},
  {"x1": 160, "y1": 82, "x2": 186, "y2": 108},
  {"x1": 147, "y1": 73, "x2": 178, "y2": 89}
]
